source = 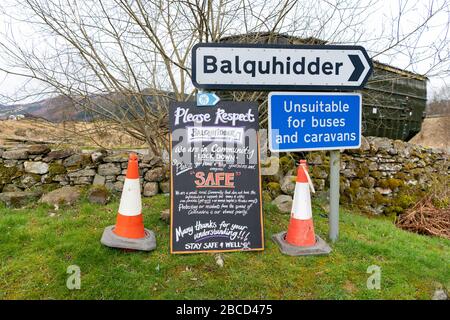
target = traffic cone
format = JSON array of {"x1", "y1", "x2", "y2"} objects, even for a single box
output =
[
  {"x1": 285, "y1": 160, "x2": 316, "y2": 246},
  {"x1": 272, "y1": 160, "x2": 331, "y2": 256},
  {"x1": 101, "y1": 153, "x2": 156, "y2": 251}
]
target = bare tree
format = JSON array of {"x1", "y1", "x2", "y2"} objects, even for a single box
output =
[{"x1": 0, "y1": 0, "x2": 449, "y2": 152}]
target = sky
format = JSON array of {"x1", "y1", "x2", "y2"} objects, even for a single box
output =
[{"x1": 0, "y1": 0, "x2": 449, "y2": 104}]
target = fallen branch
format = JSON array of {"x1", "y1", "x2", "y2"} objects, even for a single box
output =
[{"x1": 396, "y1": 192, "x2": 450, "y2": 239}]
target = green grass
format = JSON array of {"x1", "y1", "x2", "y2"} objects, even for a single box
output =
[{"x1": 0, "y1": 195, "x2": 448, "y2": 300}]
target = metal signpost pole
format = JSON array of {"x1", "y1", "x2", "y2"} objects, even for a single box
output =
[{"x1": 329, "y1": 150, "x2": 340, "y2": 242}]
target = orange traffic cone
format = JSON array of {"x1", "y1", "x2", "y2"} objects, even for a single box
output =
[
  {"x1": 272, "y1": 159, "x2": 331, "y2": 256},
  {"x1": 285, "y1": 160, "x2": 316, "y2": 246},
  {"x1": 114, "y1": 153, "x2": 145, "y2": 239},
  {"x1": 101, "y1": 153, "x2": 156, "y2": 251}
]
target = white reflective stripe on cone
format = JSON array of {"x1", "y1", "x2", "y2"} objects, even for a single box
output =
[
  {"x1": 118, "y1": 178, "x2": 142, "y2": 216},
  {"x1": 291, "y1": 182, "x2": 312, "y2": 220}
]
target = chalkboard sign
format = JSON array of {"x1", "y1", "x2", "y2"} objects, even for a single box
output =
[{"x1": 169, "y1": 101, "x2": 264, "y2": 254}]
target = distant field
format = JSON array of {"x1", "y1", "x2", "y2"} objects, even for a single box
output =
[
  {"x1": 0, "y1": 195, "x2": 448, "y2": 299},
  {"x1": 410, "y1": 116, "x2": 450, "y2": 152},
  {"x1": 0, "y1": 119, "x2": 146, "y2": 149}
]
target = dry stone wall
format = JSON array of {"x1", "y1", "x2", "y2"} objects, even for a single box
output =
[
  {"x1": 0, "y1": 146, "x2": 169, "y2": 199},
  {"x1": 263, "y1": 136, "x2": 449, "y2": 215},
  {"x1": 0, "y1": 135, "x2": 448, "y2": 214}
]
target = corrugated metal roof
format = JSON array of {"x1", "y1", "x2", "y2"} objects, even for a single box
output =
[{"x1": 219, "y1": 33, "x2": 428, "y2": 81}]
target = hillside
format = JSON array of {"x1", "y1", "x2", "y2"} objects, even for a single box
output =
[
  {"x1": 0, "y1": 96, "x2": 91, "y2": 121},
  {"x1": 410, "y1": 116, "x2": 450, "y2": 152},
  {"x1": 0, "y1": 90, "x2": 170, "y2": 122},
  {"x1": 0, "y1": 119, "x2": 146, "y2": 149}
]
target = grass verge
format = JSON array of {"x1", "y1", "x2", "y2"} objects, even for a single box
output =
[{"x1": 0, "y1": 195, "x2": 448, "y2": 299}]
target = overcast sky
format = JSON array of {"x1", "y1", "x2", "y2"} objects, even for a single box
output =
[{"x1": 0, "y1": 0, "x2": 449, "y2": 104}]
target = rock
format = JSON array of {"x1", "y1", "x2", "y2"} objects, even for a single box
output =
[
  {"x1": 87, "y1": 186, "x2": 109, "y2": 205},
  {"x1": 307, "y1": 153, "x2": 323, "y2": 165},
  {"x1": 67, "y1": 168, "x2": 96, "y2": 177},
  {"x1": 98, "y1": 163, "x2": 121, "y2": 176},
  {"x1": 378, "y1": 163, "x2": 402, "y2": 172},
  {"x1": 40, "y1": 186, "x2": 82, "y2": 206},
  {"x1": 362, "y1": 176, "x2": 376, "y2": 189},
  {"x1": 144, "y1": 167, "x2": 165, "y2": 182},
  {"x1": 215, "y1": 254, "x2": 224, "y2": 268},
  {"x1": 2, "y1": 149, "x2": 28, "y2": 160},
  {"x1": 24, "y1": 161, "x2": 49, "y2": 174},
  {"x1": 143, "y1": 182, "x2": 159, "y2": 197},
  {"x1": 0, "y1": 164, "x2": 22, "y2": 185},
  {"x1": 280, "y1": 175, "x2": 296, "y2": 195},
  {"x1": 103, "y1": 153, "x2": 129, "y2": 163},
  {"x1": 2, "y1": 184, "x2": 22, "y2": 192},
  {"x1": 266, "y1": 181, "x2": 282, "y2": 198},
  {"x1": 342, "y1": 168, "x2": 357, "y2": 178},
  {"x1": 369, "y1": 137, "x2": 393, "y2": 153},
  {"x1": 359, "y1": 136, "x2": 371, "y2": 152},
  {"x1": 104, "y1": 182, "x2": 115, "y2": 191},
  {"x1": 18, "y1": 174, "x2": 41, "y2": 189},
  {"x1": 113, "y1": 181, "x2": 124, "y2": 192},
  {"x1": 160, "y1": 209, "x2": 170, "y2": 223},
  {"x1": 432, "y1": 289, "x2": 448, "y2": 300},
  {"x1": 41, "y1": 174, "x2": 52, "y2": 184},
  {"x1": 63, "y1": 154, "x2": 92, "y2": 169},
  {"x1": 0, "y1": 191, "x2": 42, "y2": 207},
  {"x1": 375, "y1": 187, "x2": 392, "y2": 195},
  {"x1": 159, "y1": 180, "x2": 170, "y2": 193},
  {"x1": 91, "y1": 150, "x2": 106, "y2": 163},
  {"x1": 368, "y1": 162, "x2": 378, "y2": 171},
  {"x1": 272, "y1": 195, "x2": 293, "y2": 213},
  {"x1": 314, "y1": 178, "x2": 326, "y2": 191},
  {"x1": 260, "y1": 156, "x2": 281, "y2": 177},
  {"x1": 25, "y1": 145, "x2": 50, "y2": 155},
  {"x1": 141, "y1": 154, "x2": 163, "y2": 166},
  {"x1": 52, "y1": 174, "x2": 68, "y2": 183},
  {"x1": 2, "y1": 160, "x2": 19, "y2": 167},
  {"x1": 44, "y1": 150, "x2": 73, "y2": 162},
  {"x1": 71, "y1": 176, "x2": 93, "y2": 185},
  {"x1": 393, "y1": 140, "x2": 411, "y2": 158},
  {"x1": 311, "y1": 166, "x2": 328, "y2": 179},
  {"x1": 92, "y1": 174, "x2": 106, "y2": 186}
]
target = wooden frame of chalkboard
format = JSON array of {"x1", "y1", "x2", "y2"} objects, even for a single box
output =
[{"x1": 169, "y1": 101, "x2": 264, "y2": 254}]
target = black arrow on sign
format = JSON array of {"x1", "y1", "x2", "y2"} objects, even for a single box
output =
[{"x1": 348, "y1": 54, "x2": 364, "y2": 82}]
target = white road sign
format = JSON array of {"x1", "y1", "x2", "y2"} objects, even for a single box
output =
[{"x1": 192, "y1": 43, "x2": 373, "y2": 91}]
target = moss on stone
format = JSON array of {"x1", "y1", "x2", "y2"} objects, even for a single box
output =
[
  {"x1": 279, "y1": 155, "x2": 295, "y2": 174},
  {"x1": 262, "y1": 191, "x2": 272, "y2": 203},
  {"x1": 350, "y1": 179, "x2": 362, "y2": 189},
  {"x1": 395, "y1": 194, "x2": 417, "y2": 209},
  {"x1": 374, "y1": 191, "x2": 391, "y2": 206},
  {"x1": 0, "y1": 165, "x2": 22, "y2": 185},
  {"x1": 384, "y1": 205, "x2": 404, "y2": 216},
  {"x1": 48, "y1": 163, "x2": 67, "y2": 176},
  {"x1": 378, "y1": 178, "x2": 403, "y2": 189},
  {"x1": 355, "y1": 164, "x2": 370, "y2": 178},
  {"x1": 310, "y1": 165, "x2": 328, "y2": 179},
  {"x1": 403, "y1": 162, "x2": 416, "y2": 171},
  {"x1": 370, "y1": 171, "x2": 383, "y2": 179},
  {"x1": 266, "y1": 182, "x2": 282, "y2": 198}
]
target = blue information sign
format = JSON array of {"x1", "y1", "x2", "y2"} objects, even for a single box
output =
[{"x1": 268, "y1": 92, "x2": 362, "y2": 152}]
